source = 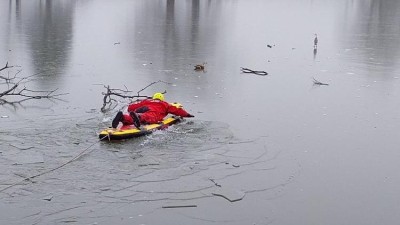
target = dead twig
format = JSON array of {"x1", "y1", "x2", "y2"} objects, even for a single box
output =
[
  {"x1": 241, "y1": 67, "x2": 268, "y2": 76},
  {"x1": 136, "y1": 80, "x2": 170, "y2": 96},
  {"x1": 0, "y1": 62, "x2": 13, "y2": 72},
  {"x1": 99, "y1": 85, "x2": 148, "y2": 112},
  {"x1": 98, "y1": 80, "x2": 171, "y2": 112},
  {"x1": 0, "y1": 63, "x2": 67, "y2": 105},
  {"x1": 162, "y1": 205, "x2": 197, "y2": 208}
]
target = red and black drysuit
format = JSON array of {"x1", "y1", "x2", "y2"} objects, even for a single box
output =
[{"x1": 121, "y1": 99, "x2": 192, "y2": 125}]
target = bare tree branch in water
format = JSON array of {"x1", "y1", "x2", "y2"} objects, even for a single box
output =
[
  {"x1": 241, "y1": 67, "x2": 268, "y2": 76},
  {"x1": 0, "y1": 62, "x2": 68, "y2": 105},
  {"x1": 0, "y1": 61, "x2": 13, "y2": 72},
  {"x1": 98, "y1": 80, "x2": 170, "y2": 112}
]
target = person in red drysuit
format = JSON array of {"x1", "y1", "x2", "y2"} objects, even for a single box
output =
[{"x1": 112, "y1": 92, "x2": 194, "y2": 128}]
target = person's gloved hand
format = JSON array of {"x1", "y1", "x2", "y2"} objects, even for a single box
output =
[{"x1": 187, "y1": 114, "x2": 195, "y2": 117}]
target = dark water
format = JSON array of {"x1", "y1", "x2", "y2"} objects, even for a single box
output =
[{"x1": 1, "y1": 0, "x2": 400, "y2": 224}]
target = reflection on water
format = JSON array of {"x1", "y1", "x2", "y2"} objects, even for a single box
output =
[
  {"x1": 2, "y1": 0, "x2": 400, "y2": 79},
  {"x1": 313, "y1": 48, "x2": 317, "y2": 61},
  {"x1": 340, "y1": 0, "x2": 400, "y2": 70},
  {"x1": 26, "y1": 0, "x2": 75, "y2": 81},
  {"x1": 4, "y1": 1, "x2": 76, "y2": 83}
]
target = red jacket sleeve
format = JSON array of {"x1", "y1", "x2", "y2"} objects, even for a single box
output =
[{"x1": 167, "y1": 104, "x2": 191, "y2": 117}]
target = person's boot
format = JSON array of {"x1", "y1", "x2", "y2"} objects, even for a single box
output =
[
  {"x1": 112, "y1": 111, "x2": 123, "y2": 128},
  {"x1": 130, "y1": 111, "x2": 141, "y2": 128}
]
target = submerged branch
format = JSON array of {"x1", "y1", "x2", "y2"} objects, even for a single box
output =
[
  {"x1": 241, "y1": 67, "x2": 268, "y2": 76},
  {"x1": 98, "y1": 80, "x2": 171, "y2": 112},
  {"x1": 0, "y1": 62, "x2": 13, "y2": 72},
  {"x1": 136, "y1": 80, "x2": 171, "y2": 95},
  {"x1": 0, "y1": 62, "x2": 67, "y2": 105}
]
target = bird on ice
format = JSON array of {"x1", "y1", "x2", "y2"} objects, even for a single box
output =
[{"x1": 314, "y1": 34, "x2": 318, "y2": 49}]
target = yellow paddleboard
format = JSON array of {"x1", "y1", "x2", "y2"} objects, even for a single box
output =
[{"x1": 99, "y1": 116, "x2": 181, "y2": 140}]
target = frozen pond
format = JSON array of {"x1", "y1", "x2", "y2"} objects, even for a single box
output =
[{"x1": 1, "y1": 0, "x2": 400, "y2": 224}]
